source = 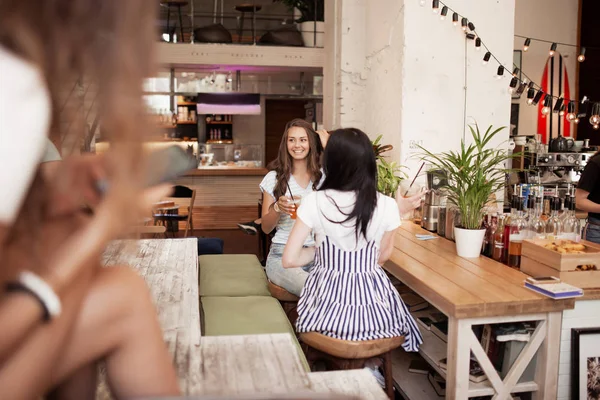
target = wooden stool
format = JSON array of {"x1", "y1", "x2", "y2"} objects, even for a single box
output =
[
  {"x1": 161, "y1": 0, "x2": 188, "y2": 43},
  {"x1": 235, "y1": 3, "x2": 262, "y2": 43},
  {"x1": 267, "y1": 280, "x2": 299, "y2": 327},
  {"x1": 299, "y1": 332, "x2": 405, "y2": 399}
]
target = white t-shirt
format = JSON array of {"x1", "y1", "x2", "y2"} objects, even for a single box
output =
[
  {"x1": 0, "y1": 46, "x2": 51, "y2": 224},
  {"x1": 260, "y1": 170, "x2": 323, "y2": 246},
  {"x1": 297, "y1": 190, "x2": 401, "y2": 251}
]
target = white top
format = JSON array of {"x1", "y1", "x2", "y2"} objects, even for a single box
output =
[
  {"x1": 260, "y1": 170, "x2": 323, "y2": 246},
  {"x1": 0, "y1": 46, "x2": 51, "y2": 224},
  {"x1": 297, "y1": 190, "x2": 401, "y2": 251}
]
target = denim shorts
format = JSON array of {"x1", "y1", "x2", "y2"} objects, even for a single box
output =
[
  {"x1": 584, "y1": 217, "x2": 600, "y2": 244},
  {"x1": 265, "y1": 243, "x2": 314, "y2": 297}
]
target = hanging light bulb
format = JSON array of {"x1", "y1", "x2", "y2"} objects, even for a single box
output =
[
  {"x1": 566, "y1": 102, "x2": 576, "y2": 121},
  {"x1": 432, "y1": 0, "x2": 440, "y2": 13},
  {"x1": 590, "y1": 103, "x2": 600, "y2": 126},
  {"x1": 440, "y1": 6, "x2": 448, "y2": 19},
  {"x1": 482, "y1": 51, "x2": 491, "y2": 65},
  {"x1": 508, "y1": 77, "x2": 518, "y2": 93},
  {"x1": 461, "y1": 18, "x2": 468, "y2": 31},
  {"x1": 591, "y1": 115, "x2": 600, "y2": 125},
  {"x1": 578, "y1": 47, "x2": 586, "y2": 62},
  {"x1": 594, "y1": 124, "x2": 599, "y2": 130},
  {"x1": 532, "y1": 90, "x2": 544, "y2": 106},
  {"x1": 527, "y1": 88, "x2": 536, "y2": 104},
  {"x1": 475, "y1": 37, "x2": 481, "y2": 51},
  {"x1": 496, "y1": 65, "x2": 505, "y2": 79},
  {"x1": 541, "y1": 95, "x2": 552, "y2": 115},
  {"x1": 523, "y1": 38, "x2": 531, "y2": 52},
  {"x1": 549, "y1": 42, "x2": 557, "y2": 56},
  {"x1": 559, "y1": 105, "x2": 566, "y2": 116},
  {"x1": 512, "y1": 67, "x2": 520, "y2": 77},
  {"x1": 574, "y1": 118, "x2": 580, "y2": 124},
  {"x1": 553, "y1": 97, "x2": 564, "y2": 114},
  {"x1": 452, "y1": 12, "x2": 459, "y2": 26},
  {"x1": 515, "y1": 82, "x2": 527, "y2": 97},
  {"x1": 468, "y1": 22, "x2": 476, "y2": 31}
]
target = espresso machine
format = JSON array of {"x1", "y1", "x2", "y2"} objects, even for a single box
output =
[{"x1": 421, "y1": 170, "x2": 447, "y2": 232}]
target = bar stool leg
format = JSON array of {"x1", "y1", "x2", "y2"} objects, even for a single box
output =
[
  {"x1": 238, "y1": 12, "x2": 245, "y2": 43},
  {"x1": 177, "y1": 5, "x2": 184, "y2": 43},
  {"x1": 383, "y1": 351, "x2": 394, "y2": 399},
  {"x1": 251, "y1": 10, "x2": 255, "y2": 44}
]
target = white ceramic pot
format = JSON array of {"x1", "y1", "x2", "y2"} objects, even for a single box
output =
[
  {"x1": 299, "y1": 21, "x2": 325, "y2": 48},
  {"x1": 454, "y1": 227, "x2": 486, "y2": 258}
]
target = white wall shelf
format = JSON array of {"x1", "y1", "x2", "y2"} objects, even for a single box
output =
[{"x1": 157, "y1": 43, "x2": 325, "y2": 69}]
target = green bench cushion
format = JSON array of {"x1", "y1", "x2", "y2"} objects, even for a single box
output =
[
  {"x1": 200, "y1": 296, "x2": 309, "y2": 371},
  {"x1": 199, "y1": 254, "x2": 269, "y2": 297}
]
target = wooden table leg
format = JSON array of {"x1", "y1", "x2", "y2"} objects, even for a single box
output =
[
  {"x1": 533, "y1": 311, "x2": 562, "y2": 400},
  {"x1": 445, "y1": 317, "x2": 471, "y2": 399}
]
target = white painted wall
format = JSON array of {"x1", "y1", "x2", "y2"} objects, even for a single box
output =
[
  {"x1": 326, "y1": 0, "x2": 515, "y2": 188},
  {"x1": 512, "y1": 0, "x2": 579, "y2": 139},
  {"x1": 558, "y1": 299, "x2": 600, "y2": 400}
]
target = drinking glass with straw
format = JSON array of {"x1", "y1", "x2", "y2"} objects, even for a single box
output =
[{"x1": 286, "y1": 180, "x2": 301, "y2": 220}]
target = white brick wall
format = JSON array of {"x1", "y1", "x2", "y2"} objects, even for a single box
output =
[{"x1": 557, "y1": 299, "x2": 600, "y2": 400}]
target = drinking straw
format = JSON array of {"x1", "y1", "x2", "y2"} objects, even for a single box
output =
[{"x1": 403, "y1": 162, "x2": 426, "y2": 196}]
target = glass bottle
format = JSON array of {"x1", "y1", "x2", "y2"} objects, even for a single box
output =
[
  {"x1": 545, "y1": 197, "x2": 562, "y2": 240},
  {"x1": 481, "y1": 215, "x2": 490, "y2": 255},
  {"x1": 562, "y1": 197, "x2": 582, "y2": 242},
  {"x1": 529, "y1": 195, "x2": 547, "y2": 240},
  {"x1": 559, "y1": 196, "x2": 571, "y2": 226},
  {"x1": 503, "y1": 194, "x2": 519, "y2": 263},
  {"x1": 484, "y1": 214, "x2": 498, "y2": 258},
  {"x1": 493, "y1": 215, "x2": 506, "y2": 263},
  {"x1": 523, "y1": 195, "x2": 535, "y2": 239},
  {"x1": 508, "y1": 199, "x2": 526, "y2": 269}
]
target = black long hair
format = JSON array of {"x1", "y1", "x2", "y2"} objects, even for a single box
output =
[{"x1": 318, "y1": 128, "x2": 378, "y2": 241}]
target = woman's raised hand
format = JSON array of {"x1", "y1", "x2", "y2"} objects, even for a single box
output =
[
  {"x1": 317, "y1": 129, "x2": 330, "y2": 149},
  {"x1": 398, "y1": 190, "x2": 427, "y2": 215}
]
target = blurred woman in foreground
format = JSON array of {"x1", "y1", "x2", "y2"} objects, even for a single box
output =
[{"x1": 0, "y1": 0, "x2": 179, "y2": 398}]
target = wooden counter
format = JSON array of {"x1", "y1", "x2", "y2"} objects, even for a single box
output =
[
  {"x1": 385, "y1": 223, "x2": 575, "y2": 319},
  {"x1": 184, "y1": 167, "x2": 268, "y2": 177},
  {"x1": 384, "y1": 222, "x2": 575, "y2": 400}
]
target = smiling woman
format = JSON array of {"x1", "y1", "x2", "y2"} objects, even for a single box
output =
[{"x1": 259, "y1": 119, "x2": 325, "y2": 296}]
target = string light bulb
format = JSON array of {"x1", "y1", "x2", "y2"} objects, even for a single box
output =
[
  {"x1": 482, "y1": 51, "x2": 491, "y2": 65},
  {"x1": 468, "y1": 22, "x2": 476, "y2": 31},
  {"x1": 532, "y1": 90, "x2": 544, "y2": 106},
  {"x1": 523, "y1": 38, "x2": 531, "y2": 52},
  {"x1": 594, "y1": 124, "x2": 599, "y2": 130},
  {"x1": 590, "y1": 103, "x2": 600, "y2": 125},
  {"x1": 566, "y1": 101, "x2": 576, "y2": 121},
  {"x1": 512, "y1": 67, "x2": 520, "y2": 77},
  {"x1": 496, "y1": 65, "x2": 505, "y2": 79},
  {"x1": 559, "y1": 104, "x2": 565, "y2": 116},
  {"x1": 452, "y1": 12, "x2": 459, "y2": 26},
  {"x1": 574, "y1": 118, "x2": 580, "y2": 124},
  {"x1": 432, "y1": 0, "x2": 439, "y2": 13},
  {"x1": 475, "y1": 37, "x2": 481, "y2": 51},
  {"x1": 541, "y1": 95, "x2": 552, "y2": 115},
  {"x1": 553, "y1": 97, "x2": 564, "y2": 114},
  {"x1": 440, "y1": 6, "x2": 448, "y2": 19},
  {"x1": 226, "y1": 72, "x2": 233, "y2": 83},
  {"x1": 578, "y1": 47, "x2": 586, "y2": 62},
  {"x1": 549, "y1": 42, "x2": 557, "y2": 56},
  {"x1": 508, "y1": 77, "x2": 518, "y2": 93},
  {"x1": 461, "y1": 18, "x2": 468, "y2": 31},
  {"x1": 527, "y1": 88, "x2": 536, "y2": 104}
]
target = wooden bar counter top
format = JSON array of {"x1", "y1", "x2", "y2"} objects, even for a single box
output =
[
  {"x1": 183, "y1": 167, "x2": 268, "y2": 176},
  {"x1": 384, "y1": 222, "x2": 576, "y2": 319}
]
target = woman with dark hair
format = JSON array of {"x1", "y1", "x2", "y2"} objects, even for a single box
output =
[
  {"x1": 282, "y1": 128, "x2": 422, "y2": 350},
  {"x1": 576, "y1": 149, "x2": 600, "y2": 243},
  {"x1": 260, "y1": 118, "x2": 324, "y2": 296},
  {"x1": 0, "y1": 0, "x2": 179, "y2": 398}
]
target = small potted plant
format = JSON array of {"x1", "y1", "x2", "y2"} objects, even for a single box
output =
[
  {"x1": 373, "y1": 135, "x2": 407, "y2": 198},
  {"x1": 274, "y1": 0, "x2": 324, "y2": 47},
  {"x1": 418, "y1": 125, "x2": 514, "y2": 258}
]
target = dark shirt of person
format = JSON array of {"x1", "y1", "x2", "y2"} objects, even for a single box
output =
[{"x1": 578, "y1": 152, "x2": 600, "y2": 220}]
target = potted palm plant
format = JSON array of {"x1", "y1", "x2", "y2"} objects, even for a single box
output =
[
  {"x1": 418, "y1": 125, "x2": 514, "y2": 258},
  {"x1": 274, "y1": 0, "x2": 324, "y2": 47},
  {"x1": 373, "y1": 135, "x2": 407, "y2": 198}
]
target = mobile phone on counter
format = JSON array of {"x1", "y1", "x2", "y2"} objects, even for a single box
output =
[
  {"x1": 96, "y1": 145, "x2": 197, "y2": 194},
  {"x1": 525, "y1": 276, "x2": 561, "y2": 285}
]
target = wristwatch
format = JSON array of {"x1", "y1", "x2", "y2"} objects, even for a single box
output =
[{"x1": 273, "y1": 202, "x2": 281, "y2": 213}]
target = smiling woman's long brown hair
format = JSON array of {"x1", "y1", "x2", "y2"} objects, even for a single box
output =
[{"x1": 268, "y1": 119, "x2": 323, "y2": 200}]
